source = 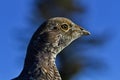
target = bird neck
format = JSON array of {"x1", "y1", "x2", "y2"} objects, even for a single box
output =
[{"x1": 16, "y1": 43, "x2": 61, "y2": 80}]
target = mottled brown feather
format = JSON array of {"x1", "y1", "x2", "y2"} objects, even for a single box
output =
[{"x1": 13, "y1": 17, "x2": 90, "y2": 80}]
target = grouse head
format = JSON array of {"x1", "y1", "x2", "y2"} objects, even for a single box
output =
[{"x1": 30, "y1": 17, "x2": 90, "y2": 55}]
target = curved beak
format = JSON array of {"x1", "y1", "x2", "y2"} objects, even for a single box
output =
[
  {"x1": 82, "y1": 29, "x2": 90, "y2": 35},
  {"x1": 74, "y1": 24, "x2": 90, "y2": 36},
  {"x1": 78, "y1": 26, "x2": 90, "y2": 35}
]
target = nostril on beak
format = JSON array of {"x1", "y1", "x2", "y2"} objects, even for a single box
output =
[{"x1": 82, "y1": 30, "x2": 90, "y2": 35}]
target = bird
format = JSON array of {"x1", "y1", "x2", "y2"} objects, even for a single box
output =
[{"x1": 13, "y1": 17, "x2": 90, "y2": 80}]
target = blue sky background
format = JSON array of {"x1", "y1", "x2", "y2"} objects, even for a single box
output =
[{"x1": 0, "y1": 0, "x2": 120, "y2": 80}]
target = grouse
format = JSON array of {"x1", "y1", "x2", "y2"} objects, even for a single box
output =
[{"x1": 13, "y1": 17, "x2": 90, "y2": 80}]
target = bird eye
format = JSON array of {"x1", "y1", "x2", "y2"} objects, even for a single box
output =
[
  {"x1": 61, "y1": 24, "x2": 69, "y2": 32},
  {"x1": 53, "y1": 27, "x2": 58, "y2": 30}
]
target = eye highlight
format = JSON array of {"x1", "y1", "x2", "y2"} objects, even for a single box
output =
[{"x1": 61, "y1": 24, "x2": 69, "y2": 32}]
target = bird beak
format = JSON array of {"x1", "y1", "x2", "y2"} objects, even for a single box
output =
[
  {"x1": 74, "y1": 25, "x2": 90, "y2": 36},
  {"x1": 78, "y1": 26, "x2": 90, "y2": 35},
  {"x1": 82, "y1": 29, "x2": 90, "y2": 35}
]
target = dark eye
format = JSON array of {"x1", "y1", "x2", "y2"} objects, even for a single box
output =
[
  {"x1": 61, "y1": 24, "x2": 69, "y2": 31},
  {"x1": 53, "y1": 27, "x2": 58, "y2": 30}
]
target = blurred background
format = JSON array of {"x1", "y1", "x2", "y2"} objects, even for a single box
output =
[{"x1": 0, "y1": 0, "x2": 120, "y2": 80}]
